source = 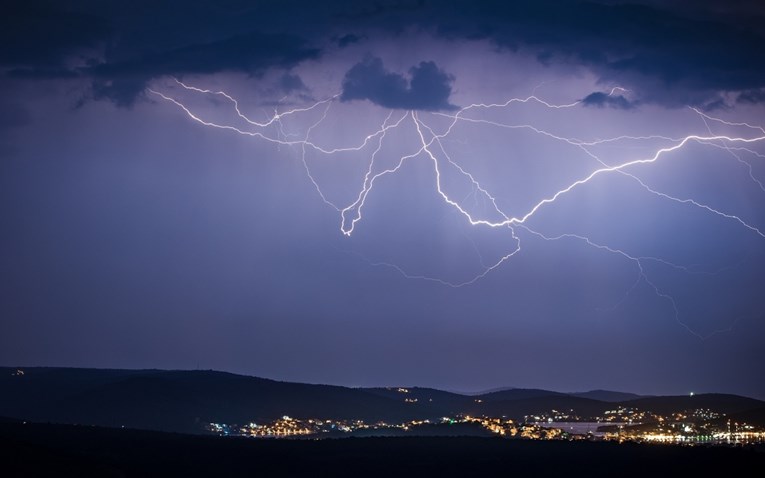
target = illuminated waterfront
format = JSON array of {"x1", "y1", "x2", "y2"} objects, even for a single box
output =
[{"x1": 206, "y1": 409, "x2": 765, "y2": 446}]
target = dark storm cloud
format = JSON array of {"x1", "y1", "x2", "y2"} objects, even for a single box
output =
[
  {"x1": 87, "y1": 32, "x2": 319, "y2": 106},
  {"x1": 341, "y1": 57, "x2": 456, "y2": 111},
  {"x1": 737, "y1": 89, "x2": 765, "y2": 104},
  {"x1": 336, "y1": 33, "x2": 364, "y2": 48},
  {"x1": 342, "y1": 0, "x2": 428, "y2": 21},
  {"x1": 581, "y1": 92, "x2": 635, "y2": 110},
  {"x1": 700, "y1": 98, "x2": 728, "y2": 111},
  {"x1": 428, "y1": 0, "x2": 765, "y2": 107},
  {"x1": 0, "y1": 4, "x2": 110, "y2": 68},
  {"x1": 278, "y1": 73, "x2": 308, "y2": 94},
  {"x1": 338, "y1": 0, "x2": 765, "y2": 106},
  {"x1": 1, "y1": 2, "x2": 320, "y2": 107},
  {"x1": 3, "y1": 0, "x2": 765, "y2": 108},
  {"x1": 6, "y1": 67, "x2": 81, "y2": 80}
]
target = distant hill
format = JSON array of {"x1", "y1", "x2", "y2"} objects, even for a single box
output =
[
  {"x1": 571, "y1": 390, "x2": 644, "y2": 402},
  {"x1": 463, "y1": 395, "x2": 611, "y2": 419},
  {"x1": 475, "y1": 388, "x2": 565, "y2": 402},
  {"x1": 724, "y1": 407, "x2": 765, "y2": 427},
  {"x1": 1, "y1": 367, "x2": 763, "y2": 434},
  {"x1": 0, "y1": 368, "x2": 445, "y2": 433},
  {"x1": 620, "y1": 394, "x2": 764, "y2": 415},
  {"x1": 363, "y1": 387, "x2": 473, "y2": 414}
]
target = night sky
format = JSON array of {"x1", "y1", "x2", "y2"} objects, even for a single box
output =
[{"x1": 2, "y1": 0, "x2": 765, "y2": 398}]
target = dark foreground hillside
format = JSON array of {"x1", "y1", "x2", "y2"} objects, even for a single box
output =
[
  {"x1": 4, "y1": 367, "x2": 764, "y2": 434},
  {"x1": 1, "y1": 422, "x2": 763, "y2": 477}
]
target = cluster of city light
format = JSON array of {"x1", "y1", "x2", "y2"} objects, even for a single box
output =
[
  {"x1": 149, "y1": 79, "x2": 765, "y2": 338},
  {"x1": 203, "y1": 405, "x2": 764, "y2": 445},
  {"x1": 642, "y1": 431, "x2": 765, "y2": 444},
  {"x1": 206, "y1": 416, "x2": 436, "y2": 437}
]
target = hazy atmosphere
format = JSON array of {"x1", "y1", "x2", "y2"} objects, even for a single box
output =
[{"x1": 2, "y1": 0, "x2": 765, "y2": 399}]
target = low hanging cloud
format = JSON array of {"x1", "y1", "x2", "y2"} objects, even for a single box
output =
[
  {"x1": 335, "y1": 33, "x2": 364, "y2": 48},
  {"x1": 88, "y1": 32, "x2": 320, "y2": 107},
  {"x1": 737, "y1": 89, "x2": 765, "y2": 104},
  {"x1": 2, "y1": 4, "x2": 322, "y2": 107},
  {"x1": 278, "y1": 73, "x2": 308, "y2": 94},
  {"x1": 341, "y1": 57, "x2": 457, "y2": 111},
  {"x1": 416, "y1": 0, "x2": 765, "y2": 108},
  {"x1": 581, "y1": 92, "x2": 636, "y2": 110},
  {"x1": 4, "y1": 1, "x2": 765, "y2": 110}
]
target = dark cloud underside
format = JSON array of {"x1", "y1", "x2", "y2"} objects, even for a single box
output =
[
  {"x1": 341, "y1": 57, "x2": 456, "y2": 111},
  {"x1": 0, "y1": 5, "x2": 110, "y2": 67},
  {"x1": 581, "y1": 92, "x2": 635, "y2": 109},
  {"x1": 737, "y1": 89, "x2": 765, "y2": 104},
  {"x1": 434, "y1": 0, "x2": 765, "y2": 106},
  {"x1": 2, "y1": 1, "x2": 764, "y2": 108},
  {"x1": 88, "y1": 32, "x2": 319, "y2": 106}
]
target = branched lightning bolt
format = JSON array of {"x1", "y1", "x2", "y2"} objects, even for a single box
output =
[
  {"x1": 147, "y1": 79, "x2": 765, "y2": 338},
  {"x1": 691, "y1": 107, "x2": 765, "y2": 192}
]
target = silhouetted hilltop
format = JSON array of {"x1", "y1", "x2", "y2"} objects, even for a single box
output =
[
  {"x1": 0, "y1": 368, "x2": 443, "y2": 433},
  {"x1": 572, "y1": 390, "x2": 644, "y2": 402},
  {"x1": 1, "y1": 367, "x2": 763, "y2": 434},
  {"x1": 475, "y1": 388, "x2": 565, "y2": 402},
  {"x1": 464, "y1": 395, "x2": 610, "y2": 419},
  {"x1": 363, "y1": 387, "x2": 473, "y2": 413},
  {"x1": 620, "y1": 394, "x2": 764, "y2": 415}
]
